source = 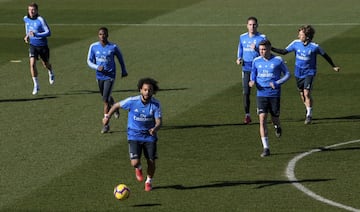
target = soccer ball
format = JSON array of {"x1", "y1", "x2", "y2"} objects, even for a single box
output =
[{"x1": 114, "y1": 184, "x2": 130, "y2": 200}]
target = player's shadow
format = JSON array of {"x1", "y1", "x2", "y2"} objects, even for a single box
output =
[
  {"x1": 107, "y1": 122, "x2": 251, "y2": 135},
  {"x1": 162, "y1": 122, "x2": 249, "y2": 130},
  {"x1": 0, "y1": 96, "x2": 57, "y2": 103},
  {"x1": 132, "y1": 203, "x2": 162, "y2": 207},
  {"x1": 153, "y1": 179, "x2": 333, "y2": 191},
  {"x1": 317, "y1": 115, "x2": 360, "y2": 121},
  {"x1": 0, "y1": 87, "x2": 188, "y2": 102},
  {"x1": 64, "y1": 87, "x2": 188, "y2": 95},
  {"x1": 291, "y1": 115, "x2": 360, "y2": 124},
  {"x1": 316, "y1": 146, "x2": 360, "y2": 152}
]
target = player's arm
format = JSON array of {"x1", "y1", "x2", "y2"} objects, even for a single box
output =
[
  {"x1": 24, "y1": 20, "x2": 30, "y2": 43},
  {"x1": 149, "y1": 118, "x2": 162, "y2": 136},
  {"x1": 115, "y1": 46, "x2": 128, "y2": 77},
  {"x1": 273, "y1": 61, "x2": 291, "y2": 88},
  {"x1": 103, "y1": 102, "x2": 121, "y2": 125},
  {"x1": 24, "y1": 34, "x2": 29, "y2": 43},
  {"x1": 271, "y1": 47, "x2": 288, "y2": 55},
  {"x1": 236, "y1": 39, "x2": 243, "y2": 65},
  {"x1": 321, "y1": 53, "x2": 340, "y2": 72},
  {"x1": 34, "y1": 17, "x2": 51, "y2": 37},
  {"x1": 248, "y1": 65, "x2": 257, "y2": 88},
  {"x1": 87, "y1": 46, "x2": 103, "y2": 71}
]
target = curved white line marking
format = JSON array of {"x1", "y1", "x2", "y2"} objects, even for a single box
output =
[{"x1": 286, "y1": 139, "x2": 360, "y2": 212}]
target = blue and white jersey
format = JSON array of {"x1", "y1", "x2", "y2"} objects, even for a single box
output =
[
  {"x1": 285, "y1": 40, "x2": 325, "y2": 78},
  {"x1": 251, "y1": 55, "x2": 290, "y2": 97},
  {"x1": 237, "y1": 32, "x2": 267, "y2": 71},
  {"x1": 87, "y1": 41, "x2": 127, "y2": 80},
  {"x1": 120, "y1": 95, "x2": 162, "y2": 142},
  {"x1": 23, "y1": 15, "x2": 51, "y2": 47}
]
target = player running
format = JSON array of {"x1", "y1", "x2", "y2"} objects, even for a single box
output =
[
  {"x1": 271, "y1": 25, "x2": 340, "y2": 124},
  {"x1": 103, "y1": 78, "x2": 162, "y2": 191},
  {"x1": 236, "y1": 16, "x2": 267, "y2": 124},
  {"x1": 87, "y1": 27, "x2": 128, "y2": 133},
  {"x1": 249, "y1": 40, "x2": 290, "y2": 157},
  {"x1": 23, "y1": 2, "x2": 55, "y2": 95}
]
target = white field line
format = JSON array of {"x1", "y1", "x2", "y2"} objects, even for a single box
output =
[
  {"x1": 1, "y1": 23, "x2": 360, "y2": 27},
  {"x1": 286, "y1": 139, "x2": 360, "y2": 212}
]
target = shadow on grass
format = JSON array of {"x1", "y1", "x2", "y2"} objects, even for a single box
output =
[
  {"x1": 0, "y1": 87, "x2": 188, "y2": 102},
  {"x1": 153, "y1": 179, "x2": 333, "y2": 191},
  {"x1": 313, "y1": 115, "x2": 360, "y2": 122},
  {"x1": 162, "y1": 122, "x2": 248, "y2": 130},
  {"x1": 163, "y1": 115, "x2": 360, "y2": 130},
  {"x1": 287, "y1": 115, "x2": 360, "y2": 124},
  {"x1": 0, "y1": 96, "x2": 57, "y2": 103},
  {"x1": 317, "y1": 146, "x2": 360, "y2": 152},
  {"x1": 133, "y1": 203, "x2": 162, "y2": 207},
  {"x1": 64, "y1": 87, "x2": 188, "y2": 95}
]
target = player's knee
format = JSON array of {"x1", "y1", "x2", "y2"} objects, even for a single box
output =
[{"x1": 131, "y1": 159, "x2": 140, "y2": 167}]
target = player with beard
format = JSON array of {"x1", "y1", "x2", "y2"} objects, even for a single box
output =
[{"x1": 103, "y1": 78, "x2": 162, "y2": 191}]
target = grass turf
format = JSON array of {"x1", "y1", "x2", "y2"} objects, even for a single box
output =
[{"x1": 0, "y1": 0, "x2": 359, "y2": 211}]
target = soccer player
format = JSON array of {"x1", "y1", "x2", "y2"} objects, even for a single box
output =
[
  {"x1": 23, "y1": 2, "x2": 55, "y2": 95},
  {"x1": 103, "y1": 78, "x2": 162, "y2": 192},
  {"x1": 236, "y1": 16, "x2": 267, "y2": 124},
  {"x1": 271, "y1": 25, "x2": 340, "y2": 124},
  {"x1": 249, "y1": 40, "x2": 290, "y2": 157},
  {"x1": 87, "y1": 27, "x2": 128, "y2": 133}
]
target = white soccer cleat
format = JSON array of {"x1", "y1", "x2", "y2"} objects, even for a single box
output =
[
  {"x1": 49, "y1": 74, "x2": 55, "y2": 85},
  {"x1": 32, "y1": 86, "x2": 39, "y2": 95}
]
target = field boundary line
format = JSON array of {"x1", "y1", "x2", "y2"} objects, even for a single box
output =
[
  {"x1": 1, "y1": 23, "x2": 360, "y2": 27},
  {"x1": 286, "y1": 139, "x2": 360, "y2": 212}
]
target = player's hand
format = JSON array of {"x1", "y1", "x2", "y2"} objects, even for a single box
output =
[
  {"x1": 333, "y1": 67, "x2": 340, "y2": 72},
  {"x1": 98, "y1": 66, "x2": 104, "y2": 72},
  {"x1": 121, "y1": 72, "x2": 128, "y2": 78},
  {"x1": 149, "y1": 128, "x2": 157, "y2": 136},
  {"x1": 250, "y1": 43, "x2": 256, "y2": 50},
  {"x1": 269, "y1": 82, "x2": 275, "y2": 89},
  {"x1": 236, "y1": 58, "x2": 243, "y2": 65},
  {"x1": 249, "y1": 80, "x2": 255, "y2": 88},
  {"x1": 24, "y1": 35, "x2": 29, "y2": 43},
  {"x1": 102, "y1": 115, "x2": 110, "y2": 125}
]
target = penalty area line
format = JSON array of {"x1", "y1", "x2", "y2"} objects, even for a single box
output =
[{"x1": 285, "y1": 139, "x2": 360, "y2": 212}]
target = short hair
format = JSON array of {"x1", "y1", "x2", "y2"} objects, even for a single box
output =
[
  {"x1": 137, "y1": 78, "x2": 159, "y2": 94},
  {"x1": 247, "y1": 16, "x2": 258, "y2": 24},
  {"x1": 27, "y1": 2, "x2": 39, "y2": 18},
  {"x1": 98, "y1": 27, "x2": 108, "y2": 35},
  {"x1": 28, "y1": 2, "x2": 38, "y2": 10},
  {"x1": 298, "y1": 25, "x2": 315, "y2": 41},
  {"x1": 259, "y1": 39, "x2": 271, "y2": 47}
]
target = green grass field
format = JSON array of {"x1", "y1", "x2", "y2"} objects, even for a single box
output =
[{"x1": 1, "y1": 0, "x2": 359, "y2": 211}]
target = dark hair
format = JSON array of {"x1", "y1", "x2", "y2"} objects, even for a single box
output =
[
  {"x1": 259, "y1": 39, "x2": 271, "y2": 47},
  {"x1": 137, "y1": 78, "x2": 159, "y2": 94},
  {"x1": 98, "y1": 27, "x2": 108, "y2": 35},
  {"x1": 247, "y1": 16, "x2": 258, "y2": 24},
  {"x1": 298, "y1": 25, "x2": 315, "y2": 41}
]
